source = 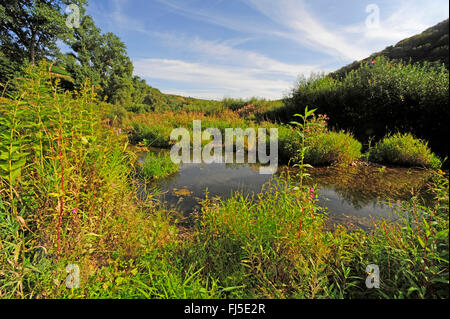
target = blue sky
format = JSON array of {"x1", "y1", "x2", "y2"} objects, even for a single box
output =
[{"x1": 85, "y1": 0, "x2": 449, "y2": 100}]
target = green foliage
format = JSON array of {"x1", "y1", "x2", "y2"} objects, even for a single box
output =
[
  {"x1": 343, "y1": 172, "x2": 449, "y2": 298},
  {"x1": 305, "y1": 131, "x2": 362, "y2": 166},
  {"x1": 141, "y1": 152, "x2": 179, "y2": 180},
  {"x1": 280, "y1": 111, "x2": 361, "y2": 167},
  {"x1": 333, "y1": 19, "x2": 449, "y2": 77},
  {"x1": 0, "y1": 0, "x2": 86, "y2": 66},
  {"x1": 189, "y1": 177, "x2": 335, "y2": 298},
  {"x1": 0, "y1": 62, "x2": 136, "y2": 297},
  {"x1": 274, "y1": 57, "x2": 449, "y2": 157},
  {"x1": 290, "y1": 106, "x2": 317, "y2": 187},
  {"x1": 64, "y1": 15, "x2": 136, "y2": 104},
  {"x1": 369, "y1": 133, "x2": 442, "y2": 168},
  {"x1": 129, "y1": 121, "x2": 173, "y2": 148},
  {"x1": 222, "y1": 97, "x2": 284, "y2": 120}
]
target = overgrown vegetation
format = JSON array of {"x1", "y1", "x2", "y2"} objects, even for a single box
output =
[
  {"x1": 369, "y1": 133, "x2": 442, "y2": 168},
  {"x1": 0, "y1": 61, "x2": 448, "y2": 300},
  {"x1": 141, "y1": 152, "x2": 179, "y2": 180},
  {"x1": 333, "y1": 19, "x2": 449, "y2": 77},
  {"x1": 0, "y1": 63, "x2": 182, "y2": 298},
  {"x1": 271, "y1": 57, "x2": 449, "y2": 158},
  {"x1": 0, "y1": 2, "x2": 448, "y2": 300}
]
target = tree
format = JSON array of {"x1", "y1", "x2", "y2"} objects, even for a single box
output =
[
  {"x1": 64, "y1": 15, "x2": 136, "y2": 104},
  {"x1": 0, "y1": 0, "x2": 86, "y2": 87},
  {"x1": 0, "y1": 0, "x2": 86, "y2": 65}
]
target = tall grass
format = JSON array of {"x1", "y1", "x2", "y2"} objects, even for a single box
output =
[
  {"x1": 141, "y1": 152, "x2": 179, "y2": 180},
  {"x1": 0, "y1": 62, "x2": 197, "y2": 298},
  {"x1": 1, "y1": 61, "x2": 447, "y2": 299},
  {"x1": 369, "y1": 133, "x2": 442, "y2": 168}
]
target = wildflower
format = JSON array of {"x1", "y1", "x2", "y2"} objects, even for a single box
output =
[
  {"x1": 72, "y1": 207, "x2": 78, "y2": 215},
  {"x1": 309, "y1": 187, "x2": 315, "y2": 199}
]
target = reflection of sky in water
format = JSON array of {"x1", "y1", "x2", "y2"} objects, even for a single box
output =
[
  {"x1": 316, "y1": 186, "x2": 398, "y2": 222},
  {"x1": 139, "y1": 151, "x2": 430, "y2": 229}
]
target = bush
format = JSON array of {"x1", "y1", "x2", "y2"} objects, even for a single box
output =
[
  {"x1": 305, "y1": 131, "x2": 362, "y2": 166},
  {"x1": 369, "y1": 133, "x2": 442, "y2": 168},
  {"x1": 103, "y1": 104, "x2": 128, "y2": 126},
  {"x1": 278, "y1": 125, "x2": 302, "y2": 164},
  {"x1": 124, "y1": 103, "x2": 153, "y2": 114},
  {"x1": 129, "y1": 121, "x2": 173, "y2": 148},
  {"x1": 272, "y1": 57, "x2": 449, "y2": 158}
]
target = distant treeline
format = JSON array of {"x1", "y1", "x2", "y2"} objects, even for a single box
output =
[{"x1": 266, "y1": 57, "x2": 449, "y2": 158}]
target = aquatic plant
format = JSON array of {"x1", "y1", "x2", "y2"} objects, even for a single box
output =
[
  {"x1": 369, "y1": 132, "x2": 442, "y2": 168},
  {"x1": 141, "y1": 152, "x2": 179, "y2": 180}
]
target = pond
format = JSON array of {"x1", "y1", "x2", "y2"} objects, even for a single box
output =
[{"x1": 138, "y1": 149, "x2": 434, "y2": 230}]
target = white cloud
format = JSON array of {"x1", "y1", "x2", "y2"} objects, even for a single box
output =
[
  {"x1": 94, "y1": 0, "x2": 448, "y2": 99},
  {"x1": 133, "y1": 58, "x2": 299, "y2": 100},
  {"x1": 130, "y1": 34, "x2": 328, "y2": 100},
  {"x1": 244, "y1": 0, "x2": 371, "y2": 61}
]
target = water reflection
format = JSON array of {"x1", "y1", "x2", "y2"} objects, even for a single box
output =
[{"x1": 138, "y1": 150, "x2": 433, "y2": 230}]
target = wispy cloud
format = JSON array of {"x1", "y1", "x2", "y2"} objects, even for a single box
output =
[
  {"x1": 133, "y1": 58, "x2": 306, "y2": 100},
  {"x1": 88, "y1": 0, "x2": 448, "y2": 99},
  {"x1": 244, "y1": 0, "x2": 370, "y2": 61}
]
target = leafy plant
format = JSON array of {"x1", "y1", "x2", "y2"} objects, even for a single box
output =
[{"x1": 369, "y1": 133, "x2": 442, "y2": 168}]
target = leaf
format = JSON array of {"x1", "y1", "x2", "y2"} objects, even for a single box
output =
[
  {"x1": 417, "y1": 236, "x2": 425, "y2": 248},
  {"x1": 290, "y1": 121, "x2": 303, "y2": 127},
  {"x1": 0, "y1": 151, "x2": 9, "y2": 160},
  {"x1": 221, "y1": 285, "x2": 246, "y2": 292},
  {"x1": 9, "y1": 168, "x2": 22, "y2": 182},
  {"x1": 10, "y1": 158, "x2": 26, "y2": 171}
]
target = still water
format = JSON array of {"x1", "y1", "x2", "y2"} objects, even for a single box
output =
[{"x1": 138, "y1": 150, "x2": 433, "y2": 230}]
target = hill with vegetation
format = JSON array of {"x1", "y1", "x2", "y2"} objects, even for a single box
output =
[{"x1": 333, "y1": 19, "x2": 449, "y2": 78}]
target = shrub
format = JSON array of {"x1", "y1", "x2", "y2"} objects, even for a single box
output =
[
  {"x1": 369, "y1": 133, "x2": 442, "y2": 168},
  {"x1": 271, "y1": 57, "x2": 449, "y2": 158},
  {"x1": 124, "y1": 103, "x2": 153, "y2": 114},
  {"x1": 278, "y1": 125, "x2": 302, "y2": 164},
  {"x1": 189, "y1": 178, "x2": 334, "y2": 298},
  {"x1": 128, "y1": 121, "x2": 173, "y2": 147},
  {"x1": 305, "y1": 131, "x2": 362, "y2": 166},
  {"x1": 103, "y1": 104, "x2": 128, "y2": 126}
]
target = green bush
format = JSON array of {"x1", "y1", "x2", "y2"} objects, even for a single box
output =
[
  {"x1": 271, "y1": 57, "x2": 449, "y2": 157},
  {"x1": 278, "y1": 125, "x2": 302, "y2": 164},
  {"x1": 103, "y1": 104, "x2": 128, "y2": 125},
  {"x1": 129, "y1": 121, "x2": 173, "y2": 148},
  {"x1": 369, "y1": 133, "x2": 442, "y2": 168},
  {"x1": 305, "y1": 131, "x2": 362, "y2": 166},
  {"x1": 279, "y1": 127, "x2": 361, "y2": 166},
  {"x1": 124, "y1": 104, "x2": 154, "y2": 113}
]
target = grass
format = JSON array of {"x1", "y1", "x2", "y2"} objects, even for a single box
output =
[
  {"x1": 141, "y1": 152, "x2": 179, "y2": 180},
  {"x1": 369, "y1": 133, "x2": 443, "y2": 168},
  {"x1": 279, "y1": 113, "x2": 362, "y2": 166},
  {"x1": 305, "y1": 131, "x2": 362, "y2": 166}
]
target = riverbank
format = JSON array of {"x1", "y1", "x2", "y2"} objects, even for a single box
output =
[{"x1": 1, "y1": 64, "x2": 448, "y2": 299}]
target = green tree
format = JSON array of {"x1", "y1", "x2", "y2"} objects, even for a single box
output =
[
  {"x1": 0, "y1": 0, "x2": 86, "y2": 65},
  {"x1": 0, "y1": 0, "x2": 86, "y2": 86},
  {"x1": 63, "y1": 15, "x2": 136, "y2": 104}
]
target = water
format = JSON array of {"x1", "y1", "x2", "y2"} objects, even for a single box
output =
[{"x1": 138, "y1": 150, "x2": 433, "y2": 229}]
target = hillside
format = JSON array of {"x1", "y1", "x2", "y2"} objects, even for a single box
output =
[{"x1": 333, "y1": 19, "x2": 449, "y2": 78}]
